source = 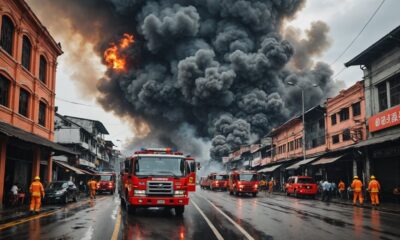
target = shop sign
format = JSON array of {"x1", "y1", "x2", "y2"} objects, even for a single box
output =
[
  {"x1": 372, "y1": 146, "x2": 400, "y2": 158},
  {"x1": 369, "y1": 105, "x2": 400, "y2": 132}
]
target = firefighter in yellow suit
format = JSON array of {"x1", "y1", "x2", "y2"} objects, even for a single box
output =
[{"x1": 29, "y1": 176, "x2": 45, "y2": 214}]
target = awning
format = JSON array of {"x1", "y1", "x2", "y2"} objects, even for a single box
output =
[
  {"x1": 355, "y1": 132, "x2": 400, "y2": 148},
  {"x1": 258, "y1": 164, "x2": 282, "y2": 173},
  {"x1": 286, "y1": 158, "x2": 317, "y2": 170},
  {"x1": 0, "y1": 121, "x2": 76, "y2": 156},
  {"x1": 54, "y1": 161, "x2": 85, "y2": 175},
  {"x1": 311, "y1": 155, "x2": 344, "y2": 166}
]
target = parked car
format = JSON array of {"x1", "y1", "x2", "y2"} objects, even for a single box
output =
[
  {"x1": 200, "y1": 177, "x2": 209, "y2": 189},
  {"x1": 285, "y1": 176, "x2": 318, "y2": 198},
  {"x1": 228, "y1": 171, "x2": 258, "y2": 197},
  {"x1": 45, "y1": 181, "x2": 79, "y2": 204},
  {"x1": 96, "y1": 172, "x2": 116, "y2": 194},
  {"x1": 210, "y1": 174, "x2": 229, "y2": 191}
]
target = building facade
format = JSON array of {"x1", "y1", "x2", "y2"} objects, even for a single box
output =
[{"x1": 0, "y1": 0, "x2": 72, "y2": 208}]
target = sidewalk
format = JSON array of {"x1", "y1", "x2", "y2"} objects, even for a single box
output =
[
  {"x1": 0, "y1": 205, "x2": 56, "y2": 225},
  {"x1": 266, "y1": 191, "x2": 400, "y2": 214}
]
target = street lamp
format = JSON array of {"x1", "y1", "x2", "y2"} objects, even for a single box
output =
[{"x1": 286, "y1": 81, "x2": 318, "y2": 163}]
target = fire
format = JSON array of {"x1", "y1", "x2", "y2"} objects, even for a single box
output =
[{"x1": 104, "y1": 33, "x2": 134, "y2": 71}]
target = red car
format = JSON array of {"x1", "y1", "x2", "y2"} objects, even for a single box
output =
[
  {"x1": 228, "y1": 171, "x2": 258, "y2": 197},
  {"x1": 96, "y1": 172, "x2": 116, "y2": 195},
  {"x1": 285, "y1": 176, "x2": 317, "y2": 198},
  {"x1": 210, "y1": 174, "x2": 228, "y2": 191}
]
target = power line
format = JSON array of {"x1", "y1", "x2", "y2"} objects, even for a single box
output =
[
  {"x1": 330, "y1": 0, "x2": 386, "y2": 67},
  {"x1": 56, "y1": 97, "x2": 97, "y2": 107}
]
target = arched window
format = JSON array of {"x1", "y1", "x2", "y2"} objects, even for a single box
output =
[
  {"x1": 18, "y1": 88, "x2": 30, "y2": 117},
  {"x1": 38, "y1": 100, "x2": 47, "y2": 127},
  {"x1": 0, "y1": 15, "x2": 14, "y2": 56},
  {"x1": 39, "y1": 55, "x2": 47, "y2": 83},
  {"x1": 0, "y1": 74, "x2": 10, "y2": 107},
  {"x1": 21, "y1": 36, "x2": 32, "y2": 70}
]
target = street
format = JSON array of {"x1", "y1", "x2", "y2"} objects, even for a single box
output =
[{"x1": 1, "y1": 188, "x2": 400, "y2": 240}]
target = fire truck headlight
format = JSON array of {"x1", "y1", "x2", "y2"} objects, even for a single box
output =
[
  {"x1": 134, "y1": 190, "x2": 146, "y2": 196},
  {"x1": 254, "y1": 184, "x2": 258, "y2": 189},
  {"x1": 174, "y1": 190, "x2": 185, "y2": 197}
]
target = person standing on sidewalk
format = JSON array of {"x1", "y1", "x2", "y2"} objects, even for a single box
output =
[
  {"x1": 351, "y1": 176, "x2": 363, "y2": 205},
  {"x1": 368, "y1": 175, "x2": 381, "y2": 207},
  {"x1": 322, "y1": 180, "x2": 331, "y2": 202},
  {"x1": 29, "y1": 176, "x2": 45, "y2": 214},
  {"x1": 338, "y1": 180, "x2": 346, "y2": 200},
  {"x1": 88, "y1": 178, "x2": 98, "y2": 199}
]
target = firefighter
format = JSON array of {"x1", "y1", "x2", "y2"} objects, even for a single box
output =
[
  {"x1": 29, "y1": 176, "x2": 45, "y2": 214},
  {"x1": 268, "y1": 178, "x2": 274, "y2": 194},
  {"x1": 259, "y1": 178, "x2": 267, "y2": 192},
  {"x1": 351, "y1": 176, "x2": 363, "y2": 205},
  {"x1": 88, "y1": 178, "x2": 97, "y2": 199},
  {"x1": 338, "y1": 180, "x2": 346, "y2": 200},
  {"x1": 368, "y1": 175, "x2": 381, "y2": 207}
]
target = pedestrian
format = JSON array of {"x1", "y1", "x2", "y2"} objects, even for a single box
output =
[
  {"x1": 338, "y1": 180, "x2": 346, "y2": 200},
  {"x1": 88, "y1": 178, "x2": 97, "y2": 199},
  {"x1": 10, "y1": 183, "x2": 19, "y2": 206},
  {"x1": 351, "y1": 176, "x2": 363, "y2": 205},
  {"x1": 367, "y1": 175, "x2": 381, "y2": 207},
  {"x1": 322, "y1": 179, "x2": 331, "y2": 202},
  {"x1": 268, "y1": 178, "x2": 274, "y2": 195},
  {"x1": 29, "y1": 176, "x2": 45, "y2": 214}
]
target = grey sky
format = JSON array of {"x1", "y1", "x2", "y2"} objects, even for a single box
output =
[{"x1": 28, "y1": 0, "x2": 399, "y2": 151}]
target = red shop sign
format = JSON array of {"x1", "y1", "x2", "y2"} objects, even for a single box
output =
[{"x1": 369, "y1": 105, "x2": 400, "y2": 132}]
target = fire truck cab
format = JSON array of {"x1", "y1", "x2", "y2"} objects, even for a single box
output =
[
  {"x1": 228, "y1": 170, "x2": 258, "y2": 197},
  {"x1": 96, "y1": 172, "x2": 116, "y2": 195},
  {"x1": 119, "y1": 148, "x2": 196, "y2": 216},
  {"x1": 208, "y1": 173, "x2": 228, "y2": 191}
]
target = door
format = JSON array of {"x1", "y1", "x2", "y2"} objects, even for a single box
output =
[{"x1": 186, "y1": 159, "x2": 196, "y2": 192}]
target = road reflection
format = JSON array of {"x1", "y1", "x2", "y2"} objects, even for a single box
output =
[{"x1": 353, "y1": 207, "x2": 363, "y2": 238}]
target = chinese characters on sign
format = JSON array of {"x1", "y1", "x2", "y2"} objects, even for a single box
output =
[{"x1": 369, "y1": 105, "x2": 400, "y2": 132}]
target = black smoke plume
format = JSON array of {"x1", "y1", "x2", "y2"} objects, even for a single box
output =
[{"x1": 29, "y1": 0, "x2": 340, "y2": 161}]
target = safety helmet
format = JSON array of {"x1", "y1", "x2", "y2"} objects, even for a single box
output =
[
  {"x1": 34, "y1": 176, "x2": 40, "y2": 180},
  {"x1": 353, "y1": 176, "x2": 359, "y2": 179},
  {"x1": 370, "y1": 175, "x2": 376, "y2": 179}
]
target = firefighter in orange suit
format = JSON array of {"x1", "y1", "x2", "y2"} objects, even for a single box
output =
[
  {"x1": 368, "y1": 175, "x2": 381, "y2": 207},
  {"x1": 338, "y1": 180, "x2": 346, "y2": 200},
  {"x1": 268, "y1": 178, "x2": 274, "y2": 194},
  {"x1": 88, "y1": 178, "x2": 97, "y2": 199},
  {"x1": 29, "y1": 176, "x2": 45, "y2": 214},
  {"x1": 351, "y1": 176, "x2": 363, "y2": 205}
]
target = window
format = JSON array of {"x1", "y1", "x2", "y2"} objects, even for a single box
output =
[
  {"x1": 39, "y1": 56, "x2": 47, "y2": 83},
  {"x1": 332, "y1": 134, "x2": 340, "y2": 144},
  {"x1": 339, "y1": 108, "x2": 349, "y2": 122},
  {"x1": 21, "y1": 36, "x2": 32, "y2": 70},
  {"x1": 390, "y1": 78, "x2": 400, "y2": 107},
  {"x1": 377, "y1": 82, "x2": 388, "y2": 111},
  {"x1": 18, "y1": 88, "x2": 30, "y2": 117},
  {"x1": 331, "y1": 114, "x2": 337, "y2": 125},
  {"x1": 0, "y1": 16, "x2": 14, "y2": 55},
  {"x1": 0, "y1": 74, "x2": 10, "y2": 107},
  {"x1": 342, "y1": 129, "x2": 351, "y2": 141},
  {"x1": 352, "y1": 102, "x2": 361, "y2": 117},
  {"x1": 38, "y1": 101, "x2": 46, "y2": 127}
]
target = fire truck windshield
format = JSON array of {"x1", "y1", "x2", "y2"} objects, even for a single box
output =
[
  {"x1": 216, "y1": 175, "x2": 228, "y2": 180},
  {"x1": 99, "y1": 175, "x2": 113, "y2": 181},
  {"x1": 238, "y1": 174, "x2": 257, "y2": 181},
  {"x1": 135, "y1": 157, "x2": 185, "y2": 177}
]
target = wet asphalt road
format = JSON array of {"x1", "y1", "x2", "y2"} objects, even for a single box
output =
[{"x1": 1, "y1": 188, "x2": 400, "y2": 240}]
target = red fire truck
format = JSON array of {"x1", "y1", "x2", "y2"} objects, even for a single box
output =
[
  {"x1": 119, "y1": 148, "x2": 197, "y2": 216},
  {"x1": 96, "y1": 172, "x2": 116, "y2": 195},
  {"x1": 228, "y1": 170, "x2": 259, "y2": 197}
]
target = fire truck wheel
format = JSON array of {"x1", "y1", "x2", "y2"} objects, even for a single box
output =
[
  {"x1": 234, "y1": 188, "x2": 238, "y2": 196},
  {"x1": 175, "y1": 206, "x2": 184, "y2": 216},
  {"x1": 252, "y1": 192, "x2": 257, "y2": 197},
  {"x1": 126, "y1": 202, "x2": 136, "y2": 214},
  {"x1": 229, "y1": 190, "x2": 233, "y2": 195}
]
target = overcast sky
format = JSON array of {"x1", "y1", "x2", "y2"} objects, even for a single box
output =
[{"x1": 28, "y1": 0, "x2": 400, "y2": 151}]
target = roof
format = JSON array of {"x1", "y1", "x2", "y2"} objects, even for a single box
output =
[
  {"x1": 0, "y1": 121, "x2": 77, "y2": 156},
  {"x1": 258, "y1": 164, "x2": 282, "y2": 173},
  {"x1": 17, "y1": 0, "x2": 63, "y2": 55},
  {"x1": 286, "y1": 157, "x2": 317, "y2": 170},
  {"x1": 355, "y1": 132, "x2": 400, "y2": 148},
  {"x1": 345, "y1": 25, "x2": 400, "y2": 67},
  {"x1": 64, "y1": 116, "x2": 109, "y2": 134},
  {"x1": 54, "y1": 161, "x2": 85, "y2": 175},
  {"x1": 267, "y1": 105, "x2": 325, "y2": 136}
]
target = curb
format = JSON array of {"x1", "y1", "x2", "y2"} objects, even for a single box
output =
[
  {"x1": 267, "y1": 192, "x2": 400, "y2": 214},
  {"x1": 0, "y1": 207, "x2": 56, "y2": 225}
]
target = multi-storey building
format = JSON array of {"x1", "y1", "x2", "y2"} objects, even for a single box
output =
[
  {"x1": 345, "y1": 25, "x2": 400, "y2": 197},
  {"x1": 0, "y1": 0, "x2": 74, "y2": 208}
]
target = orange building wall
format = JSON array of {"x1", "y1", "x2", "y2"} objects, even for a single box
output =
[
  {"x1": 272, "y1": 119, "x2": 304, "y2": 162},
  {"x1": 325, "y1": 81, "x2": 366, "y2": 150},
  {"x1": 0, "y1": 0, "x2": 62, "y2": 141}
]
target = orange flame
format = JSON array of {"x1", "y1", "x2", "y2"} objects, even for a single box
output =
[{"x1": 104, "y1": 33, "x2": 134, "y2": 71}]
